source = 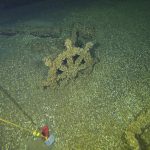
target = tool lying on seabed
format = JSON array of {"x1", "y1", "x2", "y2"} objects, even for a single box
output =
[
  {"x1": 0, "y1": 86, "x2": 55, "y2": 146},
  {"x1": 0, "y1": 118, "x2": 55, "y2": 147}
]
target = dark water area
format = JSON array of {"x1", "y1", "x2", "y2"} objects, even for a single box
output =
[{"x1": 0, "y1": 0, "x2": 150, "y2": 149}]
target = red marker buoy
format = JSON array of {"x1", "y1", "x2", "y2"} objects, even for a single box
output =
[
  {"x1": 40, "y1": 125, "x2": 55, "y2": 146},
  {"x1": 41, "y1": 125, "x2": 49, "y2": 140}
]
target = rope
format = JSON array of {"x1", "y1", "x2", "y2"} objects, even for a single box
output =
[
  {"x1": 0, "y1": 117, "x2": 42, "y2": 138},
  {"x1": 0, "y1": 86, "x2": 47, "y2": 140},
  {"x1": 0, "y1": 85, "x2": 36, "y2": 126}
]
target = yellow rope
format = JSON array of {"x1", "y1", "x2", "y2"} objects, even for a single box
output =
[{"x1": 0, "y1": 117, "x2": 42, "y2": 138}]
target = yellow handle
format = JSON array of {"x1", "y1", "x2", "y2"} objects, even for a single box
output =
[{"x1": 33, "y1": 130, "x2": 41, "y2": 137}]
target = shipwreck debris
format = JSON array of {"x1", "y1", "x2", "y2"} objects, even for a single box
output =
[{"x1": 43, "y1": 39, "x2": 94, "y2": 88}]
